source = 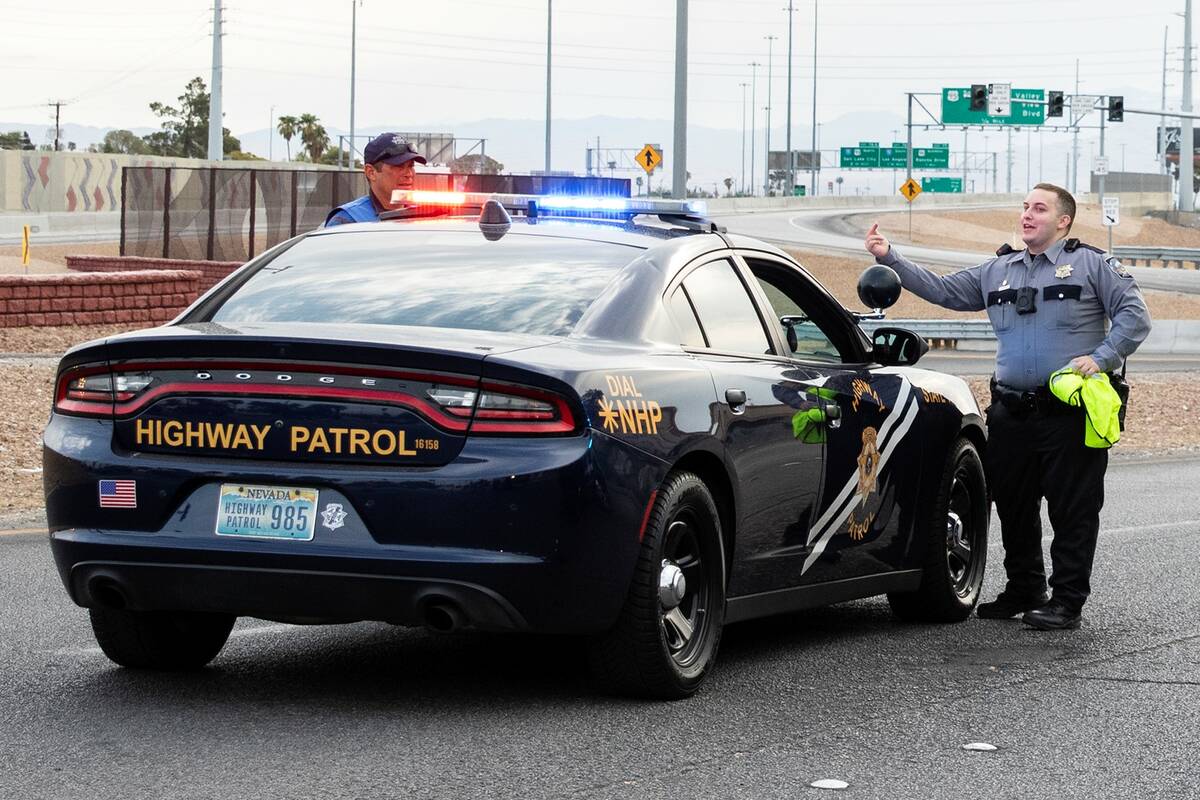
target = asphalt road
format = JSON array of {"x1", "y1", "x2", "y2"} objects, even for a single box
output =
[
  {"x1": 719, "y1": 206, "x2": 1200, "y2": 295},
  {"x1": 2, "y1": 455, "x2": 1197, "y2": 799}
]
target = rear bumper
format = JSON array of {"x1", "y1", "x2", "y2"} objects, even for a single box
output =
[{"x1": 45, "y1": 420, "x2": 667, "y2": 633}]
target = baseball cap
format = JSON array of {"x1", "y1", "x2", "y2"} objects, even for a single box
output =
[{"x1": 363, "y1": 133, "x2": 428, "y2": 167}]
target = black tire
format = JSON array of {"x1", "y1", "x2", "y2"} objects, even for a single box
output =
[
  {"x1": 888, "y1": 437, "x2": 988, "y2": 622},
  {"x1": 587, "y1": 471, "x2": 726, "y2": 700},
  {"x1": 89, "y1": 608, "x2": 236, "y2": 670}
]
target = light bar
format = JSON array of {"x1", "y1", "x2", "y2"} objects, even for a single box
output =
[{"x1": 389, "y1": 190, "x2": 707, "y2": 219}]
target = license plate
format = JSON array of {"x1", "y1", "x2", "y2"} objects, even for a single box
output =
[{"x1": 215, "y1": 484, "x2": 318, "y2": 541}]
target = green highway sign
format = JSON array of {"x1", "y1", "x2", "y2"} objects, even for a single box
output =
[
  {"x1": 912, "y1": 146, "x2": 950, "y2": 169},
  {"x1": 880, "y1": 145, "x2": 906, "y2": 168},
  {"x1": 921, "y1": 177, "x2": 963, "y2": 193},
  {"x1": 840, "y1": 144, "x2": 880, "y2": 168},
  {"x1": 941, "y1": 87, "x2": 1046, "y2": 126}
]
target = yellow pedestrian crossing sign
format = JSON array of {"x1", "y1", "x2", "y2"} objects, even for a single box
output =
[
  {"x1": 899, "y1": 178, "x2": 922, "y2": 202},
  {"x1": 637, "y1": 143, "x2": 663, "y2": 174}
]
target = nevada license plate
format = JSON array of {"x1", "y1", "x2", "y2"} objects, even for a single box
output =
[{"x1": 215, "y1": 484, "x2": 318, "y2": 540}]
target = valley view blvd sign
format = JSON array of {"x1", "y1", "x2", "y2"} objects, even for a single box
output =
[{"x1": 942, "y1": 87, "x2": 1046, "y2": 126}]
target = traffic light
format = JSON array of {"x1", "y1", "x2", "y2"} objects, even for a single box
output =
[
  {"x1": 1108, "y1": 95, "x2": 1124, "y2": 122},
  {"x1": 1048, "y1": 91, "x2": 1064, "y2": 117},
  {"x1": 969, "y1": 84, "x2": 987, "y2": 112}
]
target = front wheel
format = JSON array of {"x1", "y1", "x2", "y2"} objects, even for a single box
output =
[
  {"x1": 89, "y1": 608, "x2": 236, "y2": 670},
  {"x1": 888, "y1": 436, "x2": 988, "y2": 622},
  {"x1": 588, "y1": 471, "x2": 726, "y2": 699}
]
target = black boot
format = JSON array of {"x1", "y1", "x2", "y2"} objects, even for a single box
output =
[
  {"x1": 976, "y1": 590, "x2": 1052, "y2": 619},
  {"x1": 1022, "y1": 599, "x2": 1082, "y2": 631}
]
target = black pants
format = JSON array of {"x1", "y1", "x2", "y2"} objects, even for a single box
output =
[{"x1": 985, "y1": 402, "x2": 1108, "y2": 612}]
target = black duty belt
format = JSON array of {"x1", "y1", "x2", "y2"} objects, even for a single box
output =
[{"x1": 989, "y1": 377, "x2": 1079, "y2": 417}]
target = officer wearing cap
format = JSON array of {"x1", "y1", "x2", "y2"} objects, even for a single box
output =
[
  {"x1": 324, "y1": 133, "x2": 428, "y2": 226},
  {"x1": 864, "y1": 183, "x2": 1151, "y2": 630}
]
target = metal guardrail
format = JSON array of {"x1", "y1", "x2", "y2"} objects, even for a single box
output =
[
  {"x1": 861, "y1": 318, "x2": 995, "y2": 348},
  {"x1": 1112, "y1": 246, "x2": 1200, "y2": 269}
]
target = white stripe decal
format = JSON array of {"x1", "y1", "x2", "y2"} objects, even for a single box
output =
[{"x1": 802, "y1": 379, "x2": 920, "y2": 575}]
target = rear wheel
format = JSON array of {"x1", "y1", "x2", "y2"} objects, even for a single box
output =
[
  {"x1": 888, "y1": 437, "x2": 988, "y2": 622},
  {"x1": 588, "y1": 471, "x2": 726, "y2": 699},
  {"x1": 89, "y1": 608, "x2": 236, "y2": 670}
]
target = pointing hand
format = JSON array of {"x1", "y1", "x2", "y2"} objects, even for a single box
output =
[{"x1": 865, "y1": 222, "x2": 891, "y2": 259}]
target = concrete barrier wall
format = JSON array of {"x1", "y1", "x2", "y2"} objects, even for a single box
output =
[
  {"x1": 0, "y1": 270, "x2": 201, "y2": 328},
  {"x1": 66, "y1": 255, "x2": 241, "y2": 291},
  {"x1": 705, "y1": 191, "x2": 1173, "y2": 217},
  {"x1": 0, "y1": 151, "x2": 340, "y2": 214}
]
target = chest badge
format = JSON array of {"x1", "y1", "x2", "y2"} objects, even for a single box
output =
[{"x1": 1054, "y1": 264, "x2": 1073, "y2": 279}]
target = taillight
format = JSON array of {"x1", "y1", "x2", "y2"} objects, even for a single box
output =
[
  {"x1": 55, "y1": 365, "x2": 153, "y2": 417},
  {"x1": 425, "y1": 382, "x2": 576, "y2": 435}
]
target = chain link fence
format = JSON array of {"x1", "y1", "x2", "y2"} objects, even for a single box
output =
[{"x1": 120, "y1": 167, "x2": 630, "y2": 262}]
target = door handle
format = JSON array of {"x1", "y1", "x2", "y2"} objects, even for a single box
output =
[
  {"x1": 725, "y1": 388, "x2": 747, "y2": 414},
  {"x1": 822, "y1": 401, "x2": 842, "y2": 429}
]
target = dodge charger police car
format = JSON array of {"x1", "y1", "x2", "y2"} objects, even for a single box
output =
[{"x1": 44, "y1": 192, "x2": 988, "y2": 699}]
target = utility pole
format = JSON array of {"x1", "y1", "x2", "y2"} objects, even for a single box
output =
[
  {"x1": 672, "y1": 0, "x2": 688, "y2": 198},
  {"x1": 764, "y1": 35, "x2": 776, "y2": 195},
  {"x1": 1071, "y1": 59, "x2": 1080, "y2": 193},
  {"x1": 785, "y1": 0, "x2": 795, "y2": 193},
  {"x1": 810, "y1": 0, "x2": 819, "y2": 196},
  {"x1": 963, "y1": 128, "x2": 969, "y2": 190},
  {"x1": 207, "y1": 0, "x2": 224, "y2": 161},
  {"x1": 1162, "y1": 25, "x2": 1170, "y2": 174},
  {"x1": 545, "y1": 0, "x2": 552, "y2": 173},
  {"x1": 1101, "y1": 103, "x2": 1110, "y2": 251},
  {"x1": 1006, "y1": 127, "x2": 1013, "y2": 192},
  {"x1": 348, "y1": 0, "x2": 358, "y2": 169},
  {"x1": 49, "y1": 101, "x2": 64, "y2": 151},
  {"x1": 749, "y1": 61, "x2": 759, "y2": 197},
  {"x1": 1181, "y1": 0, "x2": 1194, "y2": 212},
  {"x1": 1026, "y1": 129, "x2": 1031, "y2": 189},
  {"x1": 740, "y1": 82, "x2": 749, "y2": 193}
]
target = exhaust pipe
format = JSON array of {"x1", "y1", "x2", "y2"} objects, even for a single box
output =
[
  {"x1": 88, "y1": 576, "x2": 129, "y2": 610},
  {"x1": 423, "y1": 599, "x2": 465, "y2": 633}
]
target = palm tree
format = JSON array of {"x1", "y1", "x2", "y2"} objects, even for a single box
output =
[
  {"x1": 276, "y1": 115, "x2": 299, "y2": 161},
  {"x1": 298, "y1": 113, "x2": 329, "y2": 163}
]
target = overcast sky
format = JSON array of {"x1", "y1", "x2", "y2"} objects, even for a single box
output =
[{"x1": 0, "y1": 0, "x2": 1192, "y2": 182}]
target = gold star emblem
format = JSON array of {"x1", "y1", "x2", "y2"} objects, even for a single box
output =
[{"x1": 598, "y1": 397, "x2": 620, "y2": 433}]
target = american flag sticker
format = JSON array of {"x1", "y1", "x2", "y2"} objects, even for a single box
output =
[{"x1": 98, "y1": 479, "x2": 137, "y2": 509}]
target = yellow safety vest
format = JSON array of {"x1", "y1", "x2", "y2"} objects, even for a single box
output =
[{"x1": 1048, "y1": 367, "x2": 1123, "y2": 448}]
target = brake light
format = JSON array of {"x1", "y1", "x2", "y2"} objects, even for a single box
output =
[
  {"x1": 56, "y1": 365, "x2": 155, "y2": 417},
  {"x1": 425, "y1": 382, "x2": 576, "y2": 435}
]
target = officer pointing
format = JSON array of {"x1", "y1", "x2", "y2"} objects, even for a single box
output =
[{"x1": 864, "y1": 183, "x2": 1151, "y2": 630}]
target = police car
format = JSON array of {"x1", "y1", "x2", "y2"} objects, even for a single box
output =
[{"x1": 45, "y1": 192, "x2": 988, "y2": 699}]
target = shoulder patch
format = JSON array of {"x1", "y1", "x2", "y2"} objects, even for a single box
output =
[{"x1": 1105, "y1": 256, "x2": 1132, "y2": 278}]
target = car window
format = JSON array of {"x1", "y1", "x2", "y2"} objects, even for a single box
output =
[
  {"x1": 207, "y1": 230, "x2": 638, "y2": 337},
  {"x1": 746, "y1": 257, "x2": 854, "y2": 363},
  {"x1": 680, "y1": 259, "x2": 772, "y2": 355},
  {"x1": 666, "y1": 286, "x2": 707, "y2": 347}
]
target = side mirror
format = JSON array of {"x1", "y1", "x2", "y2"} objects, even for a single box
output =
[
  {"x1": 857, "y1": 265, "x2": 901, "y2": 311},
  {"x1": 871, "y1": 326, "x2": 928, "y2": 366}
]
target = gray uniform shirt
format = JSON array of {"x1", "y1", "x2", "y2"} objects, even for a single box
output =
[{"x1": 877, "y1": 238, "x2": 1151, "y2": 391}]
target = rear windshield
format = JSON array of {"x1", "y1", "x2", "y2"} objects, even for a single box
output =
[{"x1": 208, "y1": 229, "x2": 640, "y2": 336}]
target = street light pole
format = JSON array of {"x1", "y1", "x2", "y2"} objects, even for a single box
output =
[
  {"x1": 672, "y1": 0, "x2": 689, "y2": 198},
  {"x1": 1181, "y1": 0, "x2": 1194, "y2": 212},
  {"x1": 348, "y1": 0, "x2": 358, "y2": 169},
  {"x1": 785, "y1": 0, "x2": 795, "y2": 193},
  {"x1": 545, "y1": 0, "x2": 552, "y2": 173},
  {"x1": 810, "y1": 0, "x2": 819, "y2": 196},
  {"x1": 764, "y1": 35, "x2": 776, "y2": 195},
  {"x1": 740, "y1": 82, "x2": 749, "y2": 194},
  {"x1": 749, "y1": 61, "x2": 760, "y2": 197}
]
